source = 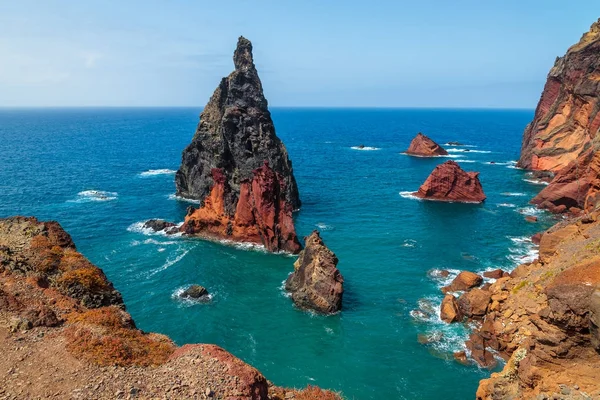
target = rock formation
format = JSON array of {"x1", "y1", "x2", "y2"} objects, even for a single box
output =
[
  {"x1": 406, "y1": 133, "x2": 448, "y2": 157},
  {"x1": 413, "y1": 161, "x2": 486, "y2": 203},
  {"x1": 517, "y1": 19, "x2": 600, "y2": 213},
  {"x1": 464, "y1": 214, "x2": 600, "y2": 398},
  {"x1": 442, "y1": 271, "x2": 483, "y2": 293},
  {"x1": 285, "y1": 231, "x2": 343, "y2": 314},
  {"x1": 180, "y1": 285, "x2": 209, "y2": 300},
  {"x1": 175, "y1": 36, "x2": 301, "y2": 253},
  {"x1": 0, "y1": 216, "x2": 340, "y2": 399}
]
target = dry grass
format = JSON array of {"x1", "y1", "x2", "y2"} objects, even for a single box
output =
[
  {"x1": 58, "y1": 267, "x2": 109, "y2": 292},
  {"x1": 65, "y1": 307, "x2": 175, "y2": 367}
]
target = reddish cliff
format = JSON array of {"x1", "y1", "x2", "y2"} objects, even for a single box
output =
[
  {"x1": 518, "y1": 19, "x2": 600, "y2": 173},
  {"x1": 176, "y1": 37, "x2": 301, "y2": 252},
  {"x1": 0, "y1": 216, "x2": 339, "y2": 399},
  {"x1": 406, "y1": 133, "x2": 448, "y2": 157},
  {"x1": 413, "y1": 160, "x2": 486, "y2": 203},
  {"x1": 517, "y1": 19, "x2": 600, "y2": 213},
  {"x1": 182, "y1": 162, "x2": 301, "y2": 253}
]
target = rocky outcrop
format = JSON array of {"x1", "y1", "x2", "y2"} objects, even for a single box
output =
[
  {"x1": 413, "y1": 161, "x2": 486, "y2": 203},
  {"x1": 0, "y1": 217, "x2": 340, "y2": 399},
  {"x1": 405, "y1": 133, "x2": 448, "y2": 157},
  {"x1": 179, "y1": 285, "x2": 209, "y2": 300},
  {"x1": 442, "y1": 270, "x2": 483, "y2": 293},
  {"x1": 517, "y1": 19, "x2": 600, "y2": 214},
  {"x1": 518, "y1": 18, "x2": 600, "y2": 173},
  {"x1": 175, "y1": 36, "x2": 301, "y2": 253},
  {"x1": 471, "y1": 215, "x2": 600, "y2": 399},
  {"x1": 285, "y1": 231, "x2": 343, "y2": 314},
  {"x1": 440, "y1": 294, "x2": 462, "y2": 323}
]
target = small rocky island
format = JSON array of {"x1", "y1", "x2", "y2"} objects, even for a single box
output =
[
  {"x1": 175, "y1": 37, "x2": 301, "y2": 253},
  {"x1": 413, "y1": 160, "x2": 486, "y2": 203},
  {"x1": 405, "y1": 133, "x2": 448, "y2": 157},
  {"x1": 285, "y1": 231, "x2": 344, "y2": 314}
]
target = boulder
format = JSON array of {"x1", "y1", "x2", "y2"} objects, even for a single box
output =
[
  {"x1": 180, "y1": 285, "x2": 209, "y2": 300},
  {"x1": 285, "y1": 231, "x2": 343, "y2": 314},
  {"x1": 458, "y1": 289, "x2": 491, "y2": 318},
  {"x1": 442, "y1": 271, "x2": 483, "y2": 293},
  {"x1": 413, "y1": 161, "x2": 486, "y2": 203},
  {"x1": 525, "y1": 216, "x2": 538, "y2": 223},
  {"x1": 143, "y1": 219, "x2": 177, "y2": 233},
  {"x1": 483, "y1": 269, "x2": 505, "y2": 280},
  {"x1": 406, "y1": 133, "x2": 448, "y2": 157},
  {"x1": 175, "y1": 37, "x2": 301, "y2": 253},
  {"x1": 590, "y1": 288, "x2": 600, "y2": 352},
  {"x1": 440, "y1": 294, "x2": 462, "y2": 323}
]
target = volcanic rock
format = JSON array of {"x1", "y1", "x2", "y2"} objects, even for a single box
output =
[
  {"x1": 440, "y1": 294, "x2": 462, "y2": 323},
  {"x1": 406, "y1": 133, "x2": 448, "y2": 157},
  {"x1": 143, "y1": 219, "x2": 177, "y2": 233},
  {"x1": 175, "y1": 36, "x2": 301, "y2": 253},
  {"x1": 285, "y1": 231, "x2": 343, "y2": 314},
  {"x1": 442, "y1": 271, "x2": 483, "y2": 293},
  {"x1": 413, "y1": 161, "x2": 486, "y2": 203},
  {"x1": 483, "y1": 269, "x2": 505, "y2": 280},
  {"x1": 525, "y1": 215, "x2": 538, "y2": 223},
  {"x1": 591, "y1": 288, "x2": 600, "y2": 351},
  {"x1": 180, "y1": 285, "x2": 209, "y2": 299}
]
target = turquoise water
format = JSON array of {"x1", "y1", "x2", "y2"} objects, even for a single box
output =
[{"x1": 0, "y1": 108, "x2": 555, "y2": 399}]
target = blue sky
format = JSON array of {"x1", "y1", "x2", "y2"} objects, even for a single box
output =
[{"x1": 0, "y1": 1, "x2": 597, "y2": 108}]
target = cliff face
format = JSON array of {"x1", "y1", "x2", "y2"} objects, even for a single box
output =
[
  {"x1": 0, "y1": 217, "x2": 339, "y2": 399},
  {"x1": 405, "y1": 133, "x2": 448, "y2": 157},
  {"x1": 518, "y1": 19, "x2": 600, "y2": 173},
  {"x1": 285, "y1": 231, "x2": 343, "y2": 314},
  {"x1": 176, "y1": 37, "x2": 301, "y2": 252},
  {"x1": 413, "y1": 160, "x2": 486, "y2": 203}
]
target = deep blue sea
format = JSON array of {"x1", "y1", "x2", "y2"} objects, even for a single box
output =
[{"x1": 0, "y1": 108, "x2": 555, "y2": 399}]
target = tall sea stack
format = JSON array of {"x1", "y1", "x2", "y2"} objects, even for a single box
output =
[
  {"x1": 517, "y1": 19, "x2": 600, "y2": 213},
  {"x1": 176, "y1": 37, "x2": 301, "y2": 253}
]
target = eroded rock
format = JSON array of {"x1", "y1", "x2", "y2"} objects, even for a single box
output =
[{"x1": 413, "y1": 161, "x2": 486, "y2": 203}]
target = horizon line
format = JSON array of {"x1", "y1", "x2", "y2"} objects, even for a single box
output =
[{"x1": 0, "y1": 105, "x2": 536, "y2": 111}]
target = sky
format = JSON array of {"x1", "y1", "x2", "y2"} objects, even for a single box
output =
[{"x1": 0, "y1": 1, "x2": 597, "y2": 108}]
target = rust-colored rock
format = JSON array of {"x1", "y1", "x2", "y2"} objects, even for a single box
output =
[
  {"x1": 413, "y1": 161, "x2": 486, "y2": 203},
  {"x1": 525, "y1": 215, "x2": 538, "y2": 223},
  {"x1": 406, "y1": 132, "x2": 448, "y2": 157},
  {"x1": 518, "y1": 19, "x2": 600, "y2": 173},
  {"x1": 483, "y1": 269, "x2": 504, "y2": 280},
  {"x1": 285, "y1": 231, "x2": 343, "y2": 314},
  {"x1": 176, "y1": 37, "x2": 301, "y2": 253},
  {"x1": 458, "y1": 289, "x2": 491, "y2": 319},
  {"x1": 442, "y1": 271, "x2": 483, "y2": 293},
  {"x1": 440, "y1": 294, "x2": 462, "y2": 323},
  {"x1": 182, "y1": 163, "x2": 301, "y2": 253}
]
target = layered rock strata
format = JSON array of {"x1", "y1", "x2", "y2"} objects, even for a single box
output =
[
  {"x1": 0, "y1": 217, "x2": 340, "y2": 399},
  {"x1": 413, "y1": 160, "x2": 486, "y2": 203},
  {"x1": 176, "y1": 36, "x2": 301, "y2": 253},
  {"x1": 406, "y1": 133, "x2": 448, "y2": 157},
  {"x1": 518, "y1": 19, "x2": 600, "y2": 213},
  {"x1": 285, "y1": 231, "x2": 344, "y2": 314}
]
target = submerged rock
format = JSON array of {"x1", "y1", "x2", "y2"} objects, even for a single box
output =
[
  {"x1": 180, "y1": 285, "x2": 209, "y2": 300},
  {"x1": 413, "y1": 161, "x2": 486, "y2": 203},
  {"x1": 143, "y1": 219, "x2": 177, "y2": 233},
  {"x1": 285, "y1": 231, "x2": 343, "y2": 314},
  {"x1": 176, "y1": 36, "x2": 301, "y2": 253},
  {"x1": 406, "y1": 133, "x2": 448, "y2": 157}
]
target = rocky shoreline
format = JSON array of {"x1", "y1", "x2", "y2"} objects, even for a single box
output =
[{"x1": 0, "y1": 216, "x2": 341, "y2": 400}]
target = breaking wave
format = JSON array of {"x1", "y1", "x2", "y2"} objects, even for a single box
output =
[
  {"x1": 68, "y1": 190, "x2": 117, "y2": 203},
  {"x1": 139, "y1": 169, "x2": 176, "y2": 177},
  {"x1": 351, "y1": 146, "x2": 381, "y2": 151}
]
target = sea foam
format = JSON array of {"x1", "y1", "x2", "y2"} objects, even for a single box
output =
[
  {"x1": 139, "y1": 169, "x2": 176, "y2": 177},
  {"x1": 351, "y1": 146, "x2": 381, "y2": 151},
  {"x1": 68, "y1": 190, "x2": 118, "y2": 203}
]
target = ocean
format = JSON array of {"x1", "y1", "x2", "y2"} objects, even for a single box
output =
[{"x1": 0, "y1": 108, "x2": 555, "y2": 399}]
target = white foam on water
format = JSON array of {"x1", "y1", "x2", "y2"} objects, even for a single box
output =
[
  {"x1": 446, "y1": 149, "x2": 491, "y2": 154},
  {"x1": 68, "y1": 190, "x2": 117, "y2": 203},
  {"x1": 316, "y1": 222, "x2": 334, "y2": 231},
  {"x1": 399, "y1": 152, "x2": 460, "y2": 158},
  {"x1": 402, "y1": 239, "x2": 417, "y2": 248},
  {"x1": 279, "y1": 278, "x2": 292, "y2": 298},
  {"x1": 445, "y1": 143, "x2": 477, "y2": 148},
  {"x1": 523, "y1": 179, "x2": 549, "y2": 186},
  {"x1": 516, "y1": 206, "x2": 543, "y2": 216},
  {"x1": 454, "y1": 159, "x2": 476, "y2": 163},
  {"x1": 501, "y1": 192, "x2": 526, "y2": 197},
  {"x1": 167, "y1": 193, "x2": 201, "y2": 204},
  {"x1": 496, "y1": 203, "x2": 516, "y2": 208},
  {"x1": 399, "y1": 191, "x2": 420, "y2": 200},
  {"x1": 143, "y1": 238, "x2": 177, "y2": 246},
  {"x1": 507, "y1": 236, "x2": 538, "y2": 266},
  {"x1": 139, "y1": 169, "x2": 176, "y2": 177},
  {"x1": 148, "y1": 247, "x2": 192, "y2": 277},
  {"x1": 351, "y1": 146, "x2": 381, "y2": 151}
]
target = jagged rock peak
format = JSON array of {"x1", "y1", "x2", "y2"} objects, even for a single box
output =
[{"x1": 233, "y1": 36, "x2": 255, "y2": 71}]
